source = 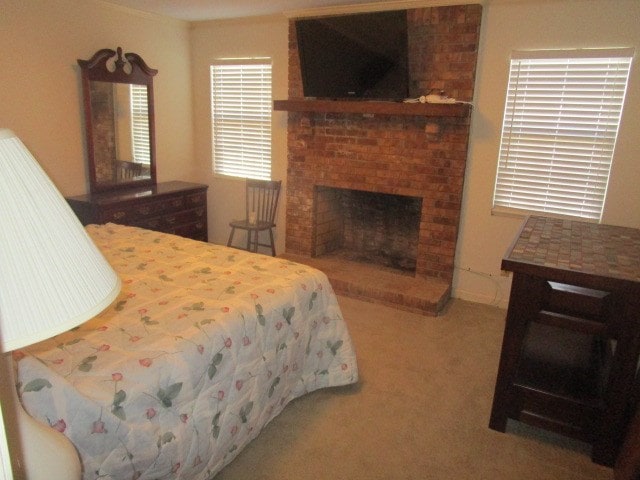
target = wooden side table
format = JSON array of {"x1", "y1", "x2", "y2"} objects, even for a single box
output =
[{"x1": 489, "y1": 216, "x2": 640, "y2": 466}]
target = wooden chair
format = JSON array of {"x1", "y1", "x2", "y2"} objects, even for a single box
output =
[
  {"x1": 117, "y1": 160, "x2": 143, "y2": 180},
  {"x1": 227, "y1": 179, "x2": 282, "y2": 256}
]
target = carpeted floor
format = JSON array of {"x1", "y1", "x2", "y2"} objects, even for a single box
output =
[{"x1": 215, "y1": 296, "x2": 613, "y2": 479}]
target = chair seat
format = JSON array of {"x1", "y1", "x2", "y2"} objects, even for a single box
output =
[{"x1": 229, "y1": 219, "x2": 274, "y2": 230}]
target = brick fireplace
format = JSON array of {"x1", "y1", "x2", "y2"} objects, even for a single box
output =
[{"x1": 280, "y1": 5, "x2": 482, "y2": 314}]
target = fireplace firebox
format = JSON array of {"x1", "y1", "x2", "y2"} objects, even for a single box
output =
[{"x1": 315, "y1": 186, "x2": 422, "y2": 274}]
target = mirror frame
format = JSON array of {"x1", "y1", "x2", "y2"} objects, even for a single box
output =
[{"x1": 78, "y1": 47, "x2": 158, "y2": 193}]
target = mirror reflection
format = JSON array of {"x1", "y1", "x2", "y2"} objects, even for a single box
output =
[
  {"x1": 89, "y1": 81, "x2": 151, "y2": 185},
  {"x1": 78, "y1": 47, "x2": 157, "y2": 193}
]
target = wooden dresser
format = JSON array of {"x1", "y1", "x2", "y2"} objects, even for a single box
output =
[
  {"x1": 489, "y1": 216, "x2": 640, "y2": 466},
  {"x1": 66, "y1": 181, "x2": 208, "y2": 242}
]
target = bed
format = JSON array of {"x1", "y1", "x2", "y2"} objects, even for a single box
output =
[{"x1": 15, "y1": 223, "x2": 358, "y2": 479}]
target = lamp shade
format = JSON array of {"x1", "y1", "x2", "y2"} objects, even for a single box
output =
[{"x1": 0, "y1": 129, "x2": 121, "y2": 352}]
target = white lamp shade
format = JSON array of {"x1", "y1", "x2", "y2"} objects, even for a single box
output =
[{"x1": 0, "y1": 129, "x2": 121, "y2": 352}]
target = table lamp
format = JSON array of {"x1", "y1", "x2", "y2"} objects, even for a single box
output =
[{"x1": 0, "y1": 129, "x2": 122, "y2": 479}]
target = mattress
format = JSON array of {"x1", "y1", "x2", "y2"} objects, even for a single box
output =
[{"x1": 16, "y1": 223, "x2": 358, "y2": 479}]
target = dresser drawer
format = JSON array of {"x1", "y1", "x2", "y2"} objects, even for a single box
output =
[
  {"x1": 100, "y1": 206, "x2": 132, "y2": 223},
  {"x1": 172, "y1": 220, "x2": 208, "y2": 241},
  {"x1": 66, "y1": 181, "x2": 209, "y2": 242},
  {"x1": 534, "y1": 281, "x2": 614, "y2": 336},
  {"x1": 137, "y1": 217, "x2": 163, "y2": 231},
  {"x1": 164, "y1": 206, "x2": 206, "y2": 227},
  {"x1": 132, "y1": 196, "x2": 185, "y2": 217},
  {"x1": 101, "y1": 195, "x2": 193, "y2": 223},
  {"x1": 545, "y1": 281, "x2": 611, "y2": 321},
  {"x1": 186, "y1": 191, "x2": 206, "y2": 207}
]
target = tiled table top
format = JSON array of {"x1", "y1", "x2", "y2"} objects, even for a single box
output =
[{"x1": 503, "y1": 216, "x2": 640, "y2": 283}]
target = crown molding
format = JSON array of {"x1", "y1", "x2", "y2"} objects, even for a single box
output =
[
  {"x1": 93, "y1": 0, "x2": 189, "y2": 25},
  {"x1": 283, "y1": 0, "x2": 484, "y2": 19}
]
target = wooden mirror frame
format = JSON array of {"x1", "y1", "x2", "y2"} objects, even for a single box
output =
[{"x1": 78, "y1": 47, "x2": 158, "y2": 193}]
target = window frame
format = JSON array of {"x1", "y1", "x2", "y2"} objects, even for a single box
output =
[
  {"x1": 210, "y1": 58, "x2": 273, "y2": 181},
  {"x1": 492, "y1": 48, "x2": 634, "y2": 222}
]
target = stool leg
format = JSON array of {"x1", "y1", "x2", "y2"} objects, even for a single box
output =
[{"x1": 489, "y1": 273, "x2": 545, "y2": 433}]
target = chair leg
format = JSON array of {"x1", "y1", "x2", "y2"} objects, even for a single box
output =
[
  {"x1": 252, "y1": 230, "x2": 259, "y2": 253},
  {"x1": 227, "y1": 227, "x2": 236, "y2": 247},
  {"x1": 269, "y1": 228, "x2": 276, "y2": 256}
]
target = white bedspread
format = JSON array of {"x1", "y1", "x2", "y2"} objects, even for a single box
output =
[{"x1": 16, "y1": 223, "x2": 358, "y2": 479}]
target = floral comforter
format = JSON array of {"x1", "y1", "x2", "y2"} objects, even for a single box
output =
[{"x1": 16, "y1": 223, "x2": 358, "y2": 479}]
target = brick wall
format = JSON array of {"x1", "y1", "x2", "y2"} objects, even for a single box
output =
[{"x1": 284, "y1": 4, "x2": 482, "y2": 282}]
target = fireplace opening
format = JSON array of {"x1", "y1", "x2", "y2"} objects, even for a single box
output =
[{"x1": 314, "y1": 186, "x2": 422, "y2": 274}]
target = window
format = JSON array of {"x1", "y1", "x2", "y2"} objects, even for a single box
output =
[
  {"x1": 493, "y1": 49, "x2": 633, "y2": 221},
  {"x1": 210, "y1": 60, "x2": 272, "y2": 180},
  {"x1": 130, "y1": 84, "x2": 150, "y2": 165}
]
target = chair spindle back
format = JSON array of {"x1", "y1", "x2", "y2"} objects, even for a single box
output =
[{"x1": 246, "y1": 180, "x2": 281, "y2": 224}]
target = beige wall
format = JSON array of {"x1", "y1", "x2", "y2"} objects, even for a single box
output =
[
  {"x1": 2, "y1": 0, "x2": 638, "y2": 308},
  {"x1": 454, "y1": 0, "x2": 640, "y2": 307},
  {"x1": 189, "y1": 16, "x2": 289, "y2": 250},
  {"x1": 0, "y1": 0, "x2": 194, "y2": 196},
  {"x1": 189, "y1": 0, "x2": 639, "y2": 307}
]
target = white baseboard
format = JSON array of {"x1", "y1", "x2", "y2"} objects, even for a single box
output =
[{"x1": 452, "y1": 288, "x2": 509, "y2": 310}]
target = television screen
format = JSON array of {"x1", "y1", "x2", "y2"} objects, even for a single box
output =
[{"x1": 295, "y1": 10, "x2": 409, "y2": 100}]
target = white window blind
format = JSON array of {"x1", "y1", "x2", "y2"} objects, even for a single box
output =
[
  {"x1": 211, "y1": 60, "x2": 272, "y2": 180},
  {"x1": 130, "y1": 84, "x2": 150, "y2": 165},
  {"x1": 493, "y1": 49, "x2": 633, "y2": 221}
]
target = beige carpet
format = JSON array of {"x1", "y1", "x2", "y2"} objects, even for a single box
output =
[{"x1": 215, "y1": 296, "x2": 613, "y2": 480}]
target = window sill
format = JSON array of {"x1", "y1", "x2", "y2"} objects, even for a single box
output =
[{"x1": 491, "y1": 206, "x2": 599, "y2": 224}]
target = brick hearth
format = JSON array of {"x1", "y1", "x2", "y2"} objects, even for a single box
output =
[
  {"x1": 281, "y1": 252, "x2": 452, "y2": 316},
  {"x1": 282, "y1": 5, "x2": 482, "y2": 315}
]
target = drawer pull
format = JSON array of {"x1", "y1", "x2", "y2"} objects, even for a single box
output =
[
  {"x1": 137, "y1": 206, "x2": 151, "y2": 215},
  {"x1": 165, "y1": 216, "x2": 176, "y2": 225},
  {"x1": 112, "y1": 211, "x2": 126, "y2": 220}
]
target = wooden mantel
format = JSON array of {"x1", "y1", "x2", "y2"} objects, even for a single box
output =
[{"x1": 273, "y1": 99, "x2": 471, "y2": 117}]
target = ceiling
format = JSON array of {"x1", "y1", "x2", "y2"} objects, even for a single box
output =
[{"x1": 98, "y1": 0, "x2": 400, "y2": 21}]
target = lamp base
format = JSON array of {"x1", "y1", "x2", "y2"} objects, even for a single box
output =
[
  {"x1": 1, "y1": 355, "x2": 81, "y2": 480},
  {"x1": 14, "y1": 402, "x2": 82, "y2": 480}
]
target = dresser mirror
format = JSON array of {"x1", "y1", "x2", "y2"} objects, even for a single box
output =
[{"x1": 78, "y1": 47, "x2": 157, "y2": 193}]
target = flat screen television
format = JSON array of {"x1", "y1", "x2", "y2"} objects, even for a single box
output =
[{"x1": 295, "y1": 10, "x2": 409, "y2": 101}]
